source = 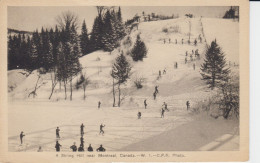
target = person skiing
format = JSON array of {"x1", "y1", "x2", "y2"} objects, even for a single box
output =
[
  {"x1": 153, "y1": 91, "x2": 157, "y2": 100},
  {"x1": 159, "y1": 70, "x2": 161, "y2": 78},
  {"x1": 175, "y1": 62, "x2": 178, "y2": 69},
  {"x1": 96, "y1": 144, "x2": 106, "y2": 152},
  {"x1": 186, "y1": 101, "x2": 190, "y2": 110},
  {"x1": 169, "y1": 38, "x2": 171, "y2": 43},
  {"x1": 161, "y1": 108, "x2": 165, "y2": 118},
  {"x1": 186, "y1": 51, "x2": 188, "y2": 56},
  {"x1": 163, "y1": 68, "x2": 166, "y2": 74},
  {"x1": 78, "y1": 144, "x2": 84, "y2": 152},
  {"x1": 70, "y1": 142, "x2": 77, "y2": 152},
  {"x1": 193, "y1": 63, "x2": 196, "y2": 70},
  {"x1": 80, "y1": 123, "x2": 84, "y2": 136},
  {"x1": 55, "y1": 141, "x2": 62, "y2": 152},
  {"x1": 164, "y1": 39, "x2": 166, "y2": 44},
  {"x1": 20, "y1": 131, "x2": 25, "y2": 145},
  {"x1": 175, "y1": 39, "x2": 177, "y2": 44},
  {"x1": 98, "y1": 101, "x2": 101, "y2": 109},
  {"x1": 99, "y1": 124, "x2": 105, "y2": 135},
  {"x1": 182, "y1": 38, "x2": 184, "y2": 44},
  {"x1": 144, "y1": 99, "x2": 147, "y2": 109},
  {"x1": 37, "y1": 146, "x2": 43, "y2": 152},
  {"x1": 155, "y1": 85, "x2": 159, "y2": 94},
  {"x1": 88, "y1": 144, "x2": 93, "y2": 152},
  {"x1": 137, "y1": 112, "x2": 142, "y2": 119},
  {"x1": 185, "y1": 57, "x2": 187, "y2": 64},
  {"x1": 194, "y1": 39, "x2": 197, "y2": 46},
  {"x1": 56, "y1": 127, "x2": 60, "y2": 139},
  {"x1": 162, "y1": 102, "x2": 169, "y2": 111}
]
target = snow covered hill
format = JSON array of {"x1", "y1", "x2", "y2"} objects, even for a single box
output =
[{"x1": 8, "y1": 18, "x2": 239, "y2": 152}]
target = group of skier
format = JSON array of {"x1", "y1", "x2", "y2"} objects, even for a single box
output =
[{"x1": 163, "y1": 37, "x2": 202, "y2": 46}]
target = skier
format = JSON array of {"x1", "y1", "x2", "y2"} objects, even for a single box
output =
[
  {"x1": 163, "y1": 68, "x2": 166, "y2": 74},
  {"x1": 175, "y1": 62, "x2": 178, "y2": 69},
  {"x1": 159, "y1": 70, "x2": 161, "y2": 78},
  {"x1": 153, "y1": 91, "x2": 157, "y2": 100},
  {"x1": 20, "y1": 131, "x2": 25, "y2": 145},
  {"x1": 137, "y1": 112, "x2": 142, "y2": 119},
  {"x1": 188, "y1": 39, "x2": 190, "y2": 44},
  {"x1": 80, "y1": 123, "x2": 84, "y2": 136},
  {"x1": 98, "y1": 101, "x2": 101, "y2": 109},
  {"x1": 182, "y1": 38, "x2": 184, "y2": 44},
  {"x1": 169, "y1": 38, "x2": 171, "y2": 43},
  {"x1": 185, "y1": 51, "x2": 188, "y2": 56},
  {"x1": 96, "y1": 144, "x2": 106, "y2": 152},
  {"x1": 164, "y1": 39, "x2": 166, "y2": 44},
  {"x1": 155, "y1": 85, "x2": 159, "y2": 94},
  {"x1": 78, "y1": 144, "x2": 84, "y2": 152},
  {"x1": 193, "y1": 63, "x2": 196, "y2": 70},
  {"x1": 186, "y1": 101, "x2": 190, "y2": 110},
  {"x1": 161, "y1": 108, "x2": 165, "y2": 118},
  {"x1": 194, "y1": 39, "x2": 197, "y2": 46},
  {"x1": 56, "y1": 127, "x2": 60, "y2": 139},
  {"x1": 88, "y1": 144, "x2": 93, "y2": 152},
  {"x1": 70, "y1": 142, "x2": 77, "y2": 152},
  {"x1": 144, "y1": 99, "x2": 147, "y2": 109},
  {"x1": 55, "y1": 141, "x2": 62, "y2": 152},
  {"x1": 37, "y1": 146, "x2": 43, "y2": 152},
  {"x1": 162, "y1": 102, "x2": 169, "y2": 111},
  {"x1": 175, "y1": 39, "x2": 177, "y2": 44},
  {"x1": 99, "y1": 124, "x2": 105, "y2": 135},
  {"x1": 185, "y1": 57, "x2": 187, "y2": 64}
]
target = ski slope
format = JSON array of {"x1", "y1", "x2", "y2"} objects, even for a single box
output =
[{"x1": 8, "y1": 18, "x2": 239, "y2": 152}]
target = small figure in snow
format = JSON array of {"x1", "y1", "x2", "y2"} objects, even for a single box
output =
[
  {"x1": 98, "y1": 101, "x2": 101, "y2": 109},
  {"x1": 175, "y1": 39, "x2": 177, "y2": 44},
  {"x1": 169, "y1": 38, "x2": 171, "y2": 43},
  {"x1": 96, "y1": 144, "x2": 106, "y2": 152},
  {"x1": 192, "y1": 50, "x2": 194, "y2": 55},
  {"x1": 164, "y1": 39, "x2": 166, "y2": 44},
  {"x1": 37, "y1": 146, "x2": 43, "y2": 152},
  {"x1": 188, "y1": 39, "x2": 191, "y2": 44},
  {"x1": 20, "y1": 131, "x2": 25, "y2": 145},
  {"x1": 175, "y1": 62, "x2": 178, "y2": 69},
  {"x1": 137, "y1": 112, "x2": 142, "y2": 119},
  {"x1": 162, "y1": 102, "x2": 169, "y2": 111},
  {"x1": 144, "y1": 99, "x2": 147, "y2": 109},
  {"x1": 193, "y1": 63, "x2": 196, "y2": 70},
  {"x1": 163, "y1": 68, "x2": 166, "y2": 74},
  {"x1": 153, "y1": 91, "x2": 157, "y2": 100},
  {"x1": 194, "y1": 39, "x2": 197, "y2": 46},
  {"x1": 99, "y1": 124, "x2": 105, "y2": 135},
  {"x1": 159, "y1": 70, "x2": 161, "y2": 78},
  {"x1": 80, "y1": 123, "x2": 84, "y2": 136},
  {"x1": 155, "y1": 85, "x2": 159, "y2": 94},
  {"x1": 55, "y1": 141, "x2": 62, "y2": 152},
  {"x1": 186, "y1": 101, "x2": 190, "y2": 110},
  {"x1": 185, "y1": 57, "x2": 187, "y2": 64},
  {"x1": 161, "y1": 108, "x2": 165, "y2": 118},
  {"x1": 186, "y1": 51, "x2": 188, "y2": 56},
  {"x1": 182, "y1": 38, "x2": 184, "y2": 44},
  {"x1": 70, "y1": 142, "x2": 77, "y2": 152},
  {"x1": 78, "y1": 144, "x2": 84, "y2": 152},
  {"x1": 56, "y1": 127, "x2": 60, "y2": 139},
  {"x1": 88, "y1": 144, "x2": 93, "y2": 152}
]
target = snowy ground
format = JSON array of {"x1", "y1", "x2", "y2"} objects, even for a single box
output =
[{"x1": 8, "y1": 18, "x2": 239, "y2": 152}]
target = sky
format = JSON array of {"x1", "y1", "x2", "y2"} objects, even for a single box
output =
[{"x1": 8, "y1": 6, "x2": 230, "y2": 33}]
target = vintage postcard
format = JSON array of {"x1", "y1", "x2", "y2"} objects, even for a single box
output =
[{"x1": 0, "y1": 0, "x2": 249, "y2": 162}]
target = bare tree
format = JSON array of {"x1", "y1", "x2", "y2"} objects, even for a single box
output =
[
  {"x1": 28, "y1": 73, "x2": 42, "y2": 98},
  {"x1": 49, "y1": 67, "x2": 58, "y2": 99},
  {"x1": 56, "y1": 11, "x2": 79, "y2": 30}
]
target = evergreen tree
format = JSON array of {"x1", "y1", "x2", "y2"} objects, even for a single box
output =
[
  {"x1": 200, "y1": 40, "x2": 230, "y2": 89},
  {"x1": 131, "y1": 35, "x2": 147, "y2": 61},
  {"x1": 80, "y1": 20, "x2": 90, "y2": 55},
  {"x1": 111, "y1": 53, "x2": 131, "y2": 107},
  {"x1": 116, "y1": 7, "x2": 126, "y2": 40},
  {"x1": 90, "y1": 16, "x2": 104, "y2": 51}
]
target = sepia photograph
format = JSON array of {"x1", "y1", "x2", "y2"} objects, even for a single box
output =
[{"x1": 0, "y1": 0, "x2": 249, "y2": 162}]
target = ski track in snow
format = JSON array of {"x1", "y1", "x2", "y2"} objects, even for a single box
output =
[{"x1": 8, "y1": 18, "x2": 239, "y2": 152}]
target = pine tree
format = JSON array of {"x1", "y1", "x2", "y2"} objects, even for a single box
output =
[
  {"x1": 80, "y1": 20, "x2": 90, "y2": 55},
  {"x1": 111, "y1": 53, "x2": 131, "y2": 107},
  {"x1": 131, "y1": 35, "x2": 147, "y2": 61},
  {"x1": 200, "y1": 40, "x2": 230, "y2": 89},
  {"x1": 116, "y1": 7, "x2": 126, "y2": 40},
  {"x1": 90, "y1": 16, "x2": 104, "y2": 51}
]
